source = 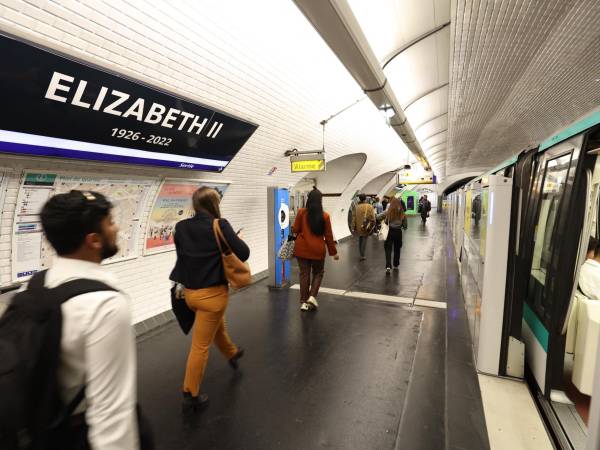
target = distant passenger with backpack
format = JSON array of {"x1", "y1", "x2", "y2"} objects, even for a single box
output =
[
  {"x1": 0, "y1": 190, "x2": 142, "y2": 449},
  {"x1": 418, "y1": 195, "x2": 432, "y2": 224},
  {"x1": 354, "y1": 193, "x2": 376, "y2": 260}
]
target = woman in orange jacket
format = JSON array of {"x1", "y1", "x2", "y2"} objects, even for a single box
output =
[{"x1": 292, "y1": 188, "x2": 339, "y2": 311}]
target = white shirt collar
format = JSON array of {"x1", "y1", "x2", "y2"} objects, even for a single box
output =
[{"x1": 45, "y1": 256, "x2": 120, "y2": 289}]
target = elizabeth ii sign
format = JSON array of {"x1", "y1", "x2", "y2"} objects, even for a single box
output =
[{"x1": 0, "y1": 33, "x2": 258, "y2": 171}]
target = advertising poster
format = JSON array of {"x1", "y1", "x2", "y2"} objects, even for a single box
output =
[
  {"x1": 11, "y1": 171, "x2": 155, "y2": 282},
  {"x1": 144, "y1": 179, "x2": 230, "y2": 255}
]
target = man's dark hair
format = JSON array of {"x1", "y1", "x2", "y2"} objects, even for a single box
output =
[
  {"x1": 41, "y1": 190, "x2": 113, "y2": 255},
  {"x1": 358, "y1": 193, "x2": 367, "y2": 202}
]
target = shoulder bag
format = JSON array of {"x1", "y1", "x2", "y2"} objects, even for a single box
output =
[
  {"x1": 378, "y1": 221, "x2": 389, "y2": 241},
  {"x1": 278, "y1": 234, "x2": 296, "y2": 260},
  {"x1": 213, "y1": 220, "x2": 252, "y2": 289}
]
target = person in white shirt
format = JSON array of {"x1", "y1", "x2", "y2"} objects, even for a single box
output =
[
  {"x1": 580, "y1": 237, "x2": 600, "y2": 300},
  {"x1": 38, "y1": 190, "x2": 139, "y2": 450}
]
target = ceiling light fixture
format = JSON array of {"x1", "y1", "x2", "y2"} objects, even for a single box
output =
[{"x1": 379, "y1": 104, "x2": 396, "y2": 123}]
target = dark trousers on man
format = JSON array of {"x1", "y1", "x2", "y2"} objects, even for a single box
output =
[
  {"x1": 358, "y1": 236, "x2": 368, "y2": 258},
  {"x1": 297, "y1": 257, "x2": 325, "y2": 303},
  {"x1": 384, "y1": 228, "x2": 403, "y2": 268}
]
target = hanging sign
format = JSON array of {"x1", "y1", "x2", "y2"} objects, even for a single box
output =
[
  {"x1": 290, "y1": 154, "x2": 325, "y2": 172},
  {"x1": 0, "y1": 34, "x2": 258, "y2": 171},
  {"x1": 396, "y1": 171, "x2": 436, "y2": 184}
]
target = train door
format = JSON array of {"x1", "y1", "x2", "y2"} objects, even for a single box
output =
[
  {"x1": 519, "y1": 129, "x2": 600, "y2": 448},
  {"x1": 520, "y1": 137, "x2": 583, "y2": 394},
  {"x1": 455, "y1": 188, "x2": 466, "y2": 256},
  {"x1": 501, "y1": 148, "x2": 538, "y2": 376},
  {"x1": 550, "y1": 128, "x2": 600, "y2": 448}
]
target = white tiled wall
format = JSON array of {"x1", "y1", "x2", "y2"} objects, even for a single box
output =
[{"x1": 0, "y1": 0, "x2": 408, "y2": 323}]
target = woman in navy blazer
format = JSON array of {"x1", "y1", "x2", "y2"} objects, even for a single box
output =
[{"x1": 170, "y1": 187, "x2": 250, "y2": 415}]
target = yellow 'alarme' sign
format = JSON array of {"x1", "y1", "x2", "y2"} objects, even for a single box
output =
[{"x1": 291, "y1": 159, "x2": 325, "y2": 172}]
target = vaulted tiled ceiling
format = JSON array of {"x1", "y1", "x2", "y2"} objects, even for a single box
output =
[
  {"x1": 348, "y1": 0, "x2": 600, "y2": 179},
  {"x1": 447, "y1": 0, "x2": 600, "y2": 176},
  {"x1": 348, "y1": 0, "x2": 451, "y2": 178}
]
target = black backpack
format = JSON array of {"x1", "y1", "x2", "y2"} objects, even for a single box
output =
[{"x1": 0, "y1": 270, "x2": 116, "y2": 450}]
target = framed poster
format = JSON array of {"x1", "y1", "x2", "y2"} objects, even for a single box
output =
[
  {"x1": 144, "y1": 179, "x2": 230, "y2": 255},
  {"x1": 0, "y1": 168, "x2": 9, "y2": 221},
  {"x1": 0, "y1": 168, "x2": 11, "y2": 287}
]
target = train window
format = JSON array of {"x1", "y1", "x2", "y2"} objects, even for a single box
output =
[{"x1": 529, "y1": 153, "x2": 573, "y2": 312}]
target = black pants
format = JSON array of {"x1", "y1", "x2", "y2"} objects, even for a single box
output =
[
  {"x1": 384, "y1": 228, "x2": 403, "y2": 268},
  {"x1": 49, "y1": 406, "x2": 155, "y2": 450},
  {"x1": 359, "y1": 236, "x2": 368, "y2": 257}
]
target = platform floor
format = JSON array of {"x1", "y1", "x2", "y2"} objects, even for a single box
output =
[{"x1": 137, "y1": 213, "x2": 488, "y2": 449}]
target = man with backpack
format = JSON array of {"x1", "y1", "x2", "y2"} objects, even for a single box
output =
[
  {"x1": 418, "y1": 195, "x2": 432, "y2": 224},
  {"x1": 0, "y1": 190, "x2": 140, "y2": 449},
  {"x1": 354, "y1": 193, "x2": 376, "y2": 261}
]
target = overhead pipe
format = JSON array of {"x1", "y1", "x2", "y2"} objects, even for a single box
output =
[{"x1": 292, "y1": 0, "x2": 431, "y2": 170}]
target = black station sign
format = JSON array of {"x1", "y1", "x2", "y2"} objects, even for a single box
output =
[{"x1": 0, "y1": 34, "x2": 258, "y2": 171}]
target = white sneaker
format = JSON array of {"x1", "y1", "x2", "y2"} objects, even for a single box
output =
[
  {"x1": 300, "y1": 302, "x2": 310, "y2": 311},
  {"x1": 307, "y1": 296, "x2": 318, "y2": 309},
  {"x1": 386, "y1": 267, "x2": 391, "y2": 274}
]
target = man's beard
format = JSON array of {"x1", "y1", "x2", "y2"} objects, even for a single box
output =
[{"x1": 101, "y1": 237, "x2": 119, "y2": 260}]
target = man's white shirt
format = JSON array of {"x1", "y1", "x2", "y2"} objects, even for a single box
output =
[
  {"x1": 37, "y1": 256, "x2": 139, "y2": 450},
  {"x1": 579, "y1": 258, "x2": 600, "y2": 300}
]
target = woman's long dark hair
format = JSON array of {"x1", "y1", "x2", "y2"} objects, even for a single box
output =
[{"x1": 306, "y1": 188, "x2": 325, "y2": 235}]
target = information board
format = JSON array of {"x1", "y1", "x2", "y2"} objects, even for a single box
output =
[
  {"x1": 0, "y1": 169, "x2": 9, "y2": 286},
  {"x1": 0, "y1": 168, "x2": 8, "y2": 222},
  {"x1": 11, "y1": 171, "x2": 155, "y2": 282},
  {"x1": 144, "y1": 179, "x2": 229, "y2": 255},
  {"x1": 0, "y1": 33, "x2": 258, "y2": 171}
]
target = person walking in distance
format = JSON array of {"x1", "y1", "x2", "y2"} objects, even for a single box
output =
[
  {"x1": 381, "y1": 196, "x2": 389, "y2": 212},
  {"x1": 377, "y1": 197, "x2": 407, "y2": 274},
  {"x1": 418, "y1": 195, "x2": 432, "y2": 224},
  {"x1": 354, "y1": 193, "x2": 376, "y2": 260},
  {"x1": 374, "y1": 197, "x2": 384, "y2": 215},
  {"x1": 170, "y1": 187, "x2": 249, "y2": 415},
  {"x1": 292, "y1": 188, "x2": 338, "y2": 311}
]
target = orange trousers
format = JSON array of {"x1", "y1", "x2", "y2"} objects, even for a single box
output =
[{"x1": 183, "y1": 285, "x2": 238, "y2": 396}]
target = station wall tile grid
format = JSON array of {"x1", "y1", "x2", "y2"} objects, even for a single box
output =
[
  {"x1": 448, "y1": 0, "x2": 600, "y2": 175},
  {"x1": 0, "y1": 0, "x2": 410, "y2": 323}
]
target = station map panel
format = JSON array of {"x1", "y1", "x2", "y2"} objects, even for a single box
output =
[{"x1": 11, "y1": 171, "x2": 155, "y2": 282}]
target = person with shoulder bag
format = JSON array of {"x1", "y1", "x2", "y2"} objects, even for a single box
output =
[
  {"x1": 377, "y1": 197, "x2": 407, "y2": 274},
  {"x1": 169, "y1": 187, "x2": 249, "y2": 415},
  {"x1": 354, "y1": 193, "x2": 376, "y2": 261},
  {"x1": 292, "y1": 188, "x2": 338, "y2": 311}
]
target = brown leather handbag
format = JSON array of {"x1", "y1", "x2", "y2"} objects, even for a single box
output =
[{"x1": 213, "y1": 219, "x2": 252, "y2": 289}]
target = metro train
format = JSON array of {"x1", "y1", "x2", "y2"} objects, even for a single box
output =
[{"x1": 446, "y1": 111, "x2": 600, "y2": 449}]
